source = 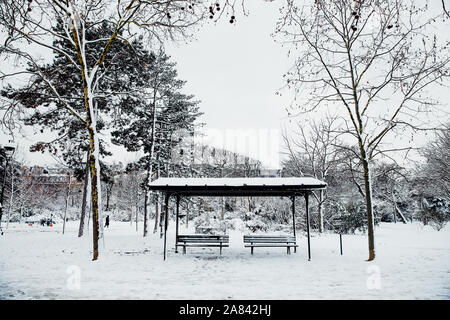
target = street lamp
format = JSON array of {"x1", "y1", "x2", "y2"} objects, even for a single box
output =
[{"x1": 0, "y1": 141, "x2": 16, "y2": 234}]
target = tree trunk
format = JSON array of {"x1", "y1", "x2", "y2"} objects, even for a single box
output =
[
  {"x1": 78, "y1": 151, "x2": 90, "y2": 237},
  {"x1": 0, "y1": 159, "x2": 8, "y2": 229},
  {"x1": 395, "y1": 205, "x2": 407, "y2": 224},
  {"x1": 63, "y1": 173, "x2": 71, "y2": 235},
  {"x1": 143, "y1": 191, "x2": 148, "y2": 237},
  {"x1": 318, "y1": 189, "x2": 324, "y2": 233},
  {"x1": 87, "y1": 125, "x2": 102, "y2": 261},
  {"x1": 153, "y1": 194, "x2": 159, "y2": 234},
  {"x1": 136, "y1": 204, "x2": 138, "y2": 232},
  {"x1": 160, "y1": 197, "x2": 165, "y2": 238},
  {"x1": 105, "y1": 183, "x2": 112, "y2": 212},
  {"x1": 154, "y1": 154, "x2": 160, "y2": 234},
  {"x1": 362, "y1": 157, "x2": 376, "y2": 261},
  {"x1": 6, "y1": 160, "x2": 13, "y2": 229},
  {"x1": 221, "y1": 196, "x2": 225, "y2": 220},
  {"x1": 73, "y1": 20, "x2": 102, "y2": 260},
  {"x1": 143, "y1": 155, "x2": 153, "y2": 237}
]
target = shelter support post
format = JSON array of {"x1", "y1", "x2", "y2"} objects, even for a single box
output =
[
  {"x1": 186, "y1": 197, "x2": 189, "y2": 229},
  {"x1": 163, "y1": 193, "x2": 170, "y2": 261},
  {"x1": 305, "y1": 192, "x2": 311, "y2": 261},
  {"x1": 175, "y1": 194, "x2": 180, "y2": 253},
  {"x1": 292, "y1": 195, "x2": 296, "y2": 253}
]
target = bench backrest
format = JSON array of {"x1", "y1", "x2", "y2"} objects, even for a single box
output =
[
  {"x1": 177, "y1": 235, "x2": 229, "y2": 243},
  {"x1": 243, "y1": 235, "x2": 296, "y2": 243}
]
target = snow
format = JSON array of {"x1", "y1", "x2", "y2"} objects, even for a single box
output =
[
  {"x1": 149, "y1": 177, "x2": 327, "y2": 188},
  {"x1": 0, "y1": 221, "x2": 449, "y2": 299}
]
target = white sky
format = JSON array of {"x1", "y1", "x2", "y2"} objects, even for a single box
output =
[
  {"x1": 165, "y1": 0, "x2": 293, "y2": 169},
  {"x1": 1, "y1": 0, "x2": 449, "y2": 169}
]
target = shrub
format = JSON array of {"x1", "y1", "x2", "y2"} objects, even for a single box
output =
[{"x1": 417, "y1": 197, "x2": 450, "y2": 231}]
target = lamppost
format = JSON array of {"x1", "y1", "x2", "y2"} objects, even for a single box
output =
[{"x1": 0, "y1": 141, "x2": 16, "y2": 235}]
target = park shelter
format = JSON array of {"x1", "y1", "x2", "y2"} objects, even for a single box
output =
[{"x1": 147, "y1": 177, "x2": 327, "y2": 260}]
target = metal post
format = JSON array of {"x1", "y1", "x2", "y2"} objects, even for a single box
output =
[
  {"x1": 163, "y1": 193, "x2": 170, "y2": 261},
  {"x1": 175, "y1": 194, "x2": 180, "y2": 253},
  {"x1": 340, "y1": 233, "x2": 343, "y2": 255},
  {"x1": 305, "y1": 193, "x2": 311, "y2": 261},
  {"x1": 292, "y1": 195, "x2": 296, "y2": 237},
  {"x1": 292, "y1": 195, "x2": 296, "y2": 253},
  {"x1": 186, "y1": 197, "x2": 189, "y2": 229},
  {"x1": 0, "y1": 157, "x2": 9, "y2": 231}
]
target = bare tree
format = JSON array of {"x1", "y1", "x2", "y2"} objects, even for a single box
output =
[
  {"x1": 282, "y1": 115, "x2": 341, "y2": 232},
  {"x1": 278, "y1": 0, "x2": 450, "y2": 260},
  {"x1": 418, "y1": 124, "x2": 450, "y2": 200},
  {"x1": 0, "y1": 0, "x2": 241, "y2": 260},
  {"x1": 371, "y1": 162, "x2": 409, "y2": 223},
  {"x1": 78, "y1": 151, "x2": 90, "y2": 237},
  {"x1": 442, "y1": 0, "x2": 450, "y2": 18}
]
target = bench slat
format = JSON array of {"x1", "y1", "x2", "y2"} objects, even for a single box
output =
[
  {"x1": 178, "y1": 238, "x2": 227, "y2": 240},
  {"x1": 176, "y1": 234, "x2": 229, "y2": 255},
  {"x1": 179, "y1": 244, "x2": 230, "y2": 247},
  {"x1": 245, "y1": 244, "x2": 298, "y2": 248},
  {"x1": 244, "y1": 236, "x2": 295, "y2": 243},
  {"x1": 178, "y1": 234, "x2": 228, "y2": 237},
  {"x1": 178, "y1": 241, "x2": 228, "y2": 244},
  {"x1": 178, "y1": 238, "x2": 228, "y2": 241},
  {"x1": 244, "y1": 238, "x2": 296, "y2": 241},
  {"x1": 243, "y1": 235, "x2": 297, "y2": 254},
  {"x1": 178, "y1": 235, "x2": 228, "y2": 238},
  {"x1": 178, "y1": 236, "x2": 229, "y2": 239},
  {"x1": 244, "y1": 235, "x2": 295, "y2": 238},
  {"x1": 177, "y1": 234, "x2": 229, "y2": 248}
]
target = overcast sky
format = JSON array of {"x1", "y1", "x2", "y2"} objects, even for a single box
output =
[
  {"x1": 164, "y1": 0, "x2": 293, "y2": 169},
  {"x1": 2, "y1": 0, "x2": 292, "y2": 169},
  {"x1": 1, "y1": 0, "x2": 449, "y2": 169}
]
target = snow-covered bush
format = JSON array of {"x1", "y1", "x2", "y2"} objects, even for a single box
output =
[
  {"x1": 192, "y1": 211, "x2": 227, "y2": 233},
  {"x1": 193, "y1": 212, "x2": 212, "y2": 228},
  {"x1": 245, "y1": 218, "x2": 269, "y2": 233},
  {"x1": 222, "y1": 217, "x2": 246, "y2": 232},
  {"x1": 327, "y1": 199, "x2": 380, "y2": 234},
  {"x1": 239, "y1": 209, "x2": 268, "y2": 232},
  {"x1": 109, "y1": 209, "x2": 132, "y2": 222},
  {"x1": 417, "y1": 197, "x2": 450, "y2": 231},
  {"x1": 377, "y1": 200, "x2": 395, "y2": 222}
]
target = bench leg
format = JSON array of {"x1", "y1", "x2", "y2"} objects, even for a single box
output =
[
  {"x1": 294, "y1": 246, "x2": 296, "y2": 253},
  {"x1": 183, "y1": 246, "x2": 186, "y2": 254},
  {"x1": 220, "y1": 244, "x2": 222, "y2": 255},
  {"x1": 251, "y1": 247, "x2": 254, "y2": 255},
  {"x1": 287, "y1": 247, "x2": 291, "y2": 255},
  {"x1": 175, "y1": 244, "x2": 178, "y2": 254}
]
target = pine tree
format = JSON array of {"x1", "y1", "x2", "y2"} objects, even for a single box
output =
[{"x1": 111, "y1": 50, "x2": 201, "y2": 237}]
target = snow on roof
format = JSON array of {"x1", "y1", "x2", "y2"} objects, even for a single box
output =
[{"x1": 148, "y1": 177, "x2": 326, "y2": 188}]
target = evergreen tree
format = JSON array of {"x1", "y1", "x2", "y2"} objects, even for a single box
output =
[
  {"x1": 1, "y1": 21, "x2": 150, "y2": 237},
  {"x1": 111, "y1": 50, "x2": 201, "y2": 236}
]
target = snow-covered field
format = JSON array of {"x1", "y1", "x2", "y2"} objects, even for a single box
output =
[{"x1": 0, "y1": 220, "x2": 449, "y2": 299}]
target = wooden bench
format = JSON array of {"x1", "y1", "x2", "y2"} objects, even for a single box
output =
[
  {"x1": 176, "y1": 234, "x2": 229, "y2": 255},
  {"x1": 243, "y1": 235, "x2": 298, "y2": 255}
]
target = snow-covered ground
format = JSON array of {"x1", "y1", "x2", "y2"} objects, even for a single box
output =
[{"x1": 0, "y1": 220, "x2": 449, "y2": 299}]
